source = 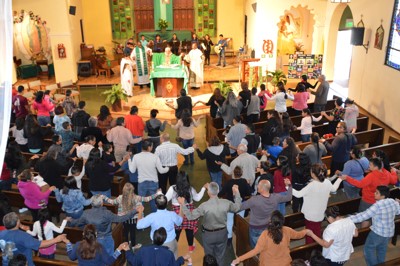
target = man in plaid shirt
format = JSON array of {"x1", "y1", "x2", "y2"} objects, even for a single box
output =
[{"x1": 349, "y1": 186, "x2": 400, "y2": 266}]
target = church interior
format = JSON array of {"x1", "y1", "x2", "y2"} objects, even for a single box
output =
[{"x1": 1, "y1": 0, "x2": 400, "y2": 265}]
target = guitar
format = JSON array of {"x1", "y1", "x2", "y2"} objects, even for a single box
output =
[{"x1": 214, "y1": 38, "x2": 231, "y2": 54}]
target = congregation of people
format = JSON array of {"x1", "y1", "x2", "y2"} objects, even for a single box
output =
[{"x1": 2, "y1": 41, "x2": 400, "y2": 266}]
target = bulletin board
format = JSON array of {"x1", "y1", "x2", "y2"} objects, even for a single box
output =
[{"x1": 287, "y1": 54, "x2": 323, "y2": 79}]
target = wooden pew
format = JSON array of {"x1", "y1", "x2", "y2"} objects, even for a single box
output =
[
  {"x1": 297, "y1": 126, "x2": 385, "y2": 151},
  {"x1": 60, "y1": 175, "x2": 127, "y2": 197},
  {"x1": 363, "y1": 142, "x2": 400, "y2": 163}
]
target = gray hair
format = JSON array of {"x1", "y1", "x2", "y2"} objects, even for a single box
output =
[
  {"x1": 237, "y1": 144, "x2": 248, "y2": 153},
  {"x1": 208, "y1": 182, "x2": 219, "y2": 196},
  {"x1": 88, "y1": 116, "x2": 98, "y2": 127},
  {"x1": 319, "y1": 75, "x2": 326, "y2": 81},
  {"x1": 3, "y1": 212, "x2": 19, "y2": 229},
  {"x1": 91, "y1": 194, "x2": 103, "y2": 208}
]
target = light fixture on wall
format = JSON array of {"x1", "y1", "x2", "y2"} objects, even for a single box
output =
[{"x1": 331, "y1": 0, "x2": 351, "y2": 3}]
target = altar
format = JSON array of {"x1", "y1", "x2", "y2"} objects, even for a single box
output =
[{"x1": 149, "y1": 65, "x2": 189, "y2": 97}]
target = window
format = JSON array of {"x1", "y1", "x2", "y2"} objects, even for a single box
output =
[{"x1": 385, "y1": 0, "x2": 400, "y2": 70}]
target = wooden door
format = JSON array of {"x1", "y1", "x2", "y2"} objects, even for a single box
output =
[
  {"x1": 134, "y1": 0, "x2": 155, "y2": 32},
  {"x1": 173, "y1": 0, "x2": 194, "y2": 31}
]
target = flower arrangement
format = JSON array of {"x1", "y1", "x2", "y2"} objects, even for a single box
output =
[{"x1": 158, "y1": 19, "x2": 168, "y2": 30}]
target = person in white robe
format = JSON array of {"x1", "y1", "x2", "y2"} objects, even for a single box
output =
[
  {"x1": 120, "y1": 57, "x2": 134, "y2": 96},
  {"x1": 131, "y1": 41, "x2": 152, "y2": 88},
  {"x1": 185, "y1": 43, "x2": 204, "y2": 89}
]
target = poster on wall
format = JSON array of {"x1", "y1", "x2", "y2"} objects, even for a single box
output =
[{"x1": 287, "y1": 54, "x2": 323, "y2": 79}]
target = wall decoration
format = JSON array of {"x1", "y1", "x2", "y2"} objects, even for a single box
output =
[
  {"x1": 374, "y1": 22, "x2": 384, "y2": 50},
  {"x1": 13, "y1": 10, "x2": 52, "y2": 63},
  {"x1": 110, "y1": 0, "x2": 134, "y2": 40},
  {"x1": 385, "y1": 0, "x2": 400, "y2": 70},
  {"x1": 58, "y1": 44, "x2": 66, "y2": 58},
  {"x1": 196, "y1": 0, "x2": 216, "y2": 37},
  {"x1": 262, "y1": 39, "x2": 274, "y2": 57},
  {"x1": 287, "y1": 54, "x2": 323, "y2": 79}
]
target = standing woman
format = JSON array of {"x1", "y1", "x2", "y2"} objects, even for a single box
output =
[
  {"x1": 343, "y1": 98, "x2": 359, "y2": 133},
  {"x1": 308, "y1": 206, "x2": 358, "y2": 266},
  {"x1": 198, "y1": 88, "x2": 225, "y2": 118},
  {"x1": 217, "y1": 91, "x2": 243, "y2": 127},
  {"x1": 195, "y1": 136, "x2": 230, "y2": 189},
  {"x1": 279, "y1": 137, "x2": 299, "y2": 170},
  {"x1": 203, "y1": 34, "x2": 214, "y2": 65},
  {"x1": 97, "y1": 105, "x2": 116, "y2": 136},
  {"x1": 238, "y1": 82, "x2": 251, "y2": 116},
  {"x1": 165, "y1": 171, "x2": 207, "y2": 252},
  {"x1": 291, "y1": 153, "x2": 311, "y2": 213},
  {"x1": 171, "y1": 109, "x2": 202, "y2": 165},
  {"x1": 280, "y1": 112, "x2": 295, "y2": 143},
  {"x1": 320, "y1": 98, "x2": 345, "y2": 135},
  {"x1": 292, "y1": 164, "x2": 342, "y2": 244},
  {"x1": 66, "y1": 224, "x2": 126, "y2": 265},
  {"x1": 291, "y1": 83, "x2": 310, "y2": 116},
  {"x1": 191, "y1": 33, "x2": 200, "y2": 48},
  {"x1": 265, "y1": 82, "x2": 294, "y2": 113},
  {"x1": 261, "y1": 110, "x2": 282, "y2": 150},
  {"x1": 24, "y1": 114, "x2": 52, "y2": 154},
  {"x1": 273, "y1": 156, "x2": 292, "y2": 215},
  {"x1": 104, "y1": 182, "x2": 159, "y2": 247},
  {"x1": 121, "y1": 63, "x2": 133, "y2": 97},
  {"x1": 246, "y1": 87, "x2": 261, "y2": 123},
  {"x1": 303, "y1": 132, "x2": 327, "y2": 164},
  {"x1": 295, "y1": 108, "x2": 322, "y2": 143},
  {"x1": 170, "y1": 33, "x2": 180, "y2": 55},
  {"x1": 231, "y1": 211, "x2": 307, "y2": 266},
  {"x1": 32, "y1": 91, "x2": 54, "y2": 126}
]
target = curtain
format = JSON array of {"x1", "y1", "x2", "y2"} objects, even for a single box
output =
[{"x1": 0, "y1": 0, "x2": 13, "y2": 176}]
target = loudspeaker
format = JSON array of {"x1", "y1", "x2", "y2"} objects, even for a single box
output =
[
  {"x1": 69, "y1": 6, "x2": 76, "y2": 15},
  {"x1": 351, "y1": 27, "x2": 365, "y2": 46}
]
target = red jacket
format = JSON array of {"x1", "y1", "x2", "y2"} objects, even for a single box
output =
[
  {"x1": 273, "y1": 169, "x2": 292, "y2": 193},
  {"x1": 346, "y1": 168, "x2": 398, "y2": 204}
]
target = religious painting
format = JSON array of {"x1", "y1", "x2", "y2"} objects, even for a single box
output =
[
  {"x1": 385, "y1": 0, "x2": 400, "y2": 70},
  {"x1": 374, "y1": 24, "x2": 384, "y2": 50}
]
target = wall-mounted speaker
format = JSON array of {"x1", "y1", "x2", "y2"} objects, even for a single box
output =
[
  {"x1": 252, "y1": 3, "x2": 257, "y2": 13},
  {"x1": 351, "y1": 27, "x2": 365, "y2": 46},
  {"x1": 69, "y1": 6, "x2": 76, "y2": 15}
]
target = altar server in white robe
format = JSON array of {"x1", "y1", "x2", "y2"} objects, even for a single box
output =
[
  {"x1": 185, "y1": 43, "x2": 204, "y2": 89},
  {"x1": 131, "y1": 41, "x2": 152, "y2": 88},
  {"x1": 120, "y1": 57, "x2": 134, "y2": 96}
]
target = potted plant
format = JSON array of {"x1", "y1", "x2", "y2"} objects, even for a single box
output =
[
  {"x1": 158, "y1": 19, "x2": 168, "y2": 33},
  {"x1": 102, "y1": 84, "x2": 128, "y2": 112},
  {"x1": 267, "y1": 69, "x2": 287, "y2": 88},
  {"x1": 214, "y1": 80, "x2": 232, "y2": 98}
]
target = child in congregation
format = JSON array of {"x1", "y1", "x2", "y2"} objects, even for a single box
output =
[
  {"x1": 9, "y1": 117, "x2": 28, "y2": 152},
  {"x1": 53, "y1": 106, "x2": 71, "y2": 134},
  {"x1": 59, "y1": 121, "x2": 80, "y2": 155},
  {"x1": 27, "y1": 208, "x2": 69, "y2": 259},
  {"x1": 61, "y1": 89, "x2": 77, "y2": 117},
  {"x1": 103, "y1": 183, "x2": 161, "y2": 247},
  {"x1": 68, "y1": 161, "x2": 85, "y2": 190},
  {"x1": 43, "y1": 90, "x2": 56, "y2": 116},
  {"x1": 54, "y1": 176, "x2": 92, "y2": 219},
  {"x1": 76, "y1": 135, "x2": 102, "y2": 160},
  {"x1": 267, "y1": 137, "x2": 283, "y2": 165}
]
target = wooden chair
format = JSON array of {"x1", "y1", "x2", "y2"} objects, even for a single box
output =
[
  {"x1": 58, "y1": 80, "x2": 80, "y2": 100},
  {"x1": 45, "y1": 84, "x2": 65, "y2": 102},
  {"x1": 98, "y1": 68, "x2": 108, "y2": 77},
  {"x1": 28, "y1": 80, "x2": 43, "y2": 92}
]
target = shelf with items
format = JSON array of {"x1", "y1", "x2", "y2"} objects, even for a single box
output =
[
  {"x1": 111, "y1": 0, "x2": 134, "y2": 40},
  {"x1": 196, "y1": 0, "x2": 215, "y2": 37}
]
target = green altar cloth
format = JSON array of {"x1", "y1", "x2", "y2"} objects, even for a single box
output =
[
  {"x1": 152, "y1": 53, "x2": 181, "y2": 68},
  {"x1": 149, "y1": 64, "x2": 189, "y2": 97}
]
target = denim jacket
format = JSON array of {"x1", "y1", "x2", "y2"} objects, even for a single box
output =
[{"x1": 54, "y1": 189, "x2": 91, "y2": 213}]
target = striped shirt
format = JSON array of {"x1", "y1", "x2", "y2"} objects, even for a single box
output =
[
  {"x1": 155, "y1": 141, "x2": 194, "y2": 166},
  {"x1": 350, "y1": 198, "x2": 400, "y2": 237}
]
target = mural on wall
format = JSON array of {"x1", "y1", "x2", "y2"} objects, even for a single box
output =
[
  {"x1": 13, "y1": 10, "x2": 52, "y2": 63},
  {"x1": 277, "y1": 13, "x2": 299, "y2": 55}
]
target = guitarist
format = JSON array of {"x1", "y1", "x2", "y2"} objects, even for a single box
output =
[{"x1": 216, "y1": 34, "x2": 227, "y2": 67}]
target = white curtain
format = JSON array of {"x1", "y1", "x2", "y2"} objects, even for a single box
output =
[{"x1": 0, "y1": 0, "x2": 13, "y2": 176}]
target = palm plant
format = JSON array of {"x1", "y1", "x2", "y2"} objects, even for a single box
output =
[
  {"x1": 102, "y1": 84, "x2": 128, "y2": 112},
  {"x1": 214, "y1": 80, "x2": 232, "y2": 97},
  {"x1": 267, "y1": 69, "x2": 287, "y2": 87}
]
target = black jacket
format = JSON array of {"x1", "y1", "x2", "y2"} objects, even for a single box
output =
[{"x1": 196, "y1": 144, "x2": 230, "y2": 172}]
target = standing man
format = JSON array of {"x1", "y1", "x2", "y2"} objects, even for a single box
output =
[
  {"x1": 166, "y1": 89, "x2": 192, "y2": 119},
  {"x1": 128, "y1": 140, "x2": 169, "y2": 212},
  {"x1": 226, "y1": 116, "x2": 246, "y2": 156},
  {"x1": 178, "y1": 183, "x2": 242, "y2": 266},
  {"x1": 348, "y1": 186, "x2": 400, "y2": 266},
  {"x1": 12, "y1": 85, "x2": 30, "y2": 121},
  {"x1": 124, "y1": 106, "x2": 145, "y2": 152},
  {"x1": 0, "y1": 212, "x2": 66, "y2": 266},
  {"x1": 218, "y1": 144, "x2": 259, "y2": 186},
  {"x1": 240, "y1": 180, "x2": 292, "y2": 247},
  {"x1": 106, "y1": 117, "x2": 142, "y2": 162},
  {"x1": 136, "y1": 195, "x2": 183, "y2": 258},
  {"x1": 216, "y1": 34, "x2": 227, "y2": 67},
  {"x1": 155, "y1": 133, "x2": 196, "y2": 194},
  {"x1": 309, "y1": 74, "x2": 329, "y2": 112},
  {"x1": 131, "y1": 40, "x2": 151, "y2": 88},
  {"x1": 185, "y1": 43, "x2": 204, "y2": 89}
]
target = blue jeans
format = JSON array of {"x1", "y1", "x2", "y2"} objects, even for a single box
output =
[
  {"x1": 132, "y1": 136, "x2": 142, "y2": 153},
  {"x1": 364, "y1": 230, "x2": 390, "y2": 266},
  {"x1": 209, "y1": 171, "x2": 222, "y2": 190},
  {"x1": 138, "y1": 181, "x2": 158, "y2": 212},
  {"x1": 301, "y1": 134, "x2": 311, "y2": 143},
  {"x1": 218, "y1": 49, "x2": 226, "y2": 65},
  {"x1": 97, "y1": 235, "x2": 114, "y2": 256},
  {"x1": 181, "y1": 138, "x2": 194, "y2": 164},
  {"x1": 249, "y1": 227, "x2": 266, "y2": 248},
  {"x1": 91, "y1": 189, "x2": 111, "y2": 198},
  {"x1": 227, "y1": 210, "x2": 245, "y2": 238},
  {"x1": 37, "y1": 116, "x2": 51, "y2": 126},
  {"x1": 277, "y1": 191, "x2": 288, "y2": 216}
]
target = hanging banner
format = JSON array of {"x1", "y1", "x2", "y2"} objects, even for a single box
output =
[
  {"x1": 287, "y1": 54, "x2": 323, "y2": 79},
  {"x1": 154, "y1": 0, "x2": 174, "y2": 30}
]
